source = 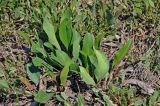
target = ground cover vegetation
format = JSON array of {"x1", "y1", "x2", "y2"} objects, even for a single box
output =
[{"x1": 0, "y1": 0, "x2": 160, "y2": 105}]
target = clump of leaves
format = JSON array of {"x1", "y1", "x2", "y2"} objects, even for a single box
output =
[
  {"x1": 27, "y1": 11, "x2": 109, "y2": 87},
  {"x1": 26, "y1": 9, "x2": 132, "y2": 104}
]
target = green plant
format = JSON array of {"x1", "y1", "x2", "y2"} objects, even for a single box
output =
[
  {"x1": 112, "y1": 39, "x2": 132, "y2": 69},
  {"x1": 26, "y1": 10, "x2": 110, "y2": 89},
  {"x1": 25, "y1": 7, "x2": 134, "y2": 103}
]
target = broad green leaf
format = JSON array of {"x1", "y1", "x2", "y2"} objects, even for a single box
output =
[
  {"x1": 59, "y1": 19, "x2": 73, "y2": 50},
  {"x1": 79, "y1": 66, "x2": 96, "y2": 86},
  {"x1": 89, "y1": 55, "x2": 98, "y2": 66},
  {"x1": 43, "y1": 17, "x2": 61, "y2": 50},
  {"x1": 32, "y1": 57, "x2": 44, "y2": 66},
  {"x1": 26, "y1": 63, "x2": 40, "y2": 85},
  {"x1": 31, "y1": 42, "x2": 47, "y2": 57},
  {"x1": 60, "y1": 60, "x2": 72, "y2": 86},
  {"x1": 72, "y1": 36, "x2": 81, "y2": 60},
  {"x1": 0, "y1": 80, "x2": 9, "y2": 90},
  {"x1": 71, "y1": 28, "x2": 81, "y2": 44},
  {"x1": 89, "y1": 56, "x2": 98, "y2": 74},
  {"x1": 92, "y1": 88, "x2": 100, "y2": 97},
  {"x1": 50, "y1": 50, "x2": 71, "y2": 67},
  {"x1": 60, "y1": 9, "x2": 72, "y2": 23},
  {"x1": 33, "y1": 56, "x2": 56, "y2": 72},
  {"x1": 94, "y1": 49, "x2": 109, "y2": 81},
  {"x1": 35, "y1": 33, "x2": 44, "y2": 48},
  {"x1": 17, "y1": 31, "x2": 31, "y2": 45},
  {"x1": 50, "y1": 52, "x2": 63, "y2": 67},
  {"x1": 82, "y1": 33, "x2": 94, "y2": 56},
  {"x1": 31, "y1": 42, "x2": 41, "y2": 53},
  {"x1": 94, "y1": 33, "x2": 104, "y2": 49},
  {"x1": 44, "y1": 42, "x2": 54, "y2": 51},
  {"x1": 55, "y1": 50, "x2": 71, "y2": 66},
  {"x1": 79, "y1": 51, "x2": 88, "y2": 68},
  {"x1": 77, "y1": 95, "x2": 85, "y2": 106},
  {"x1": 36, "y1": 48, "x2": 47, "y2": 57},
  {"x1": 34, "y1": 90, "x2": 53, "y2": 104},
  {"x1": 70, "y1": 63, "x2": 79, "y2": 73},
  {"x1": 112, "y1": 39, "x2": 132, "y2": 69}
]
